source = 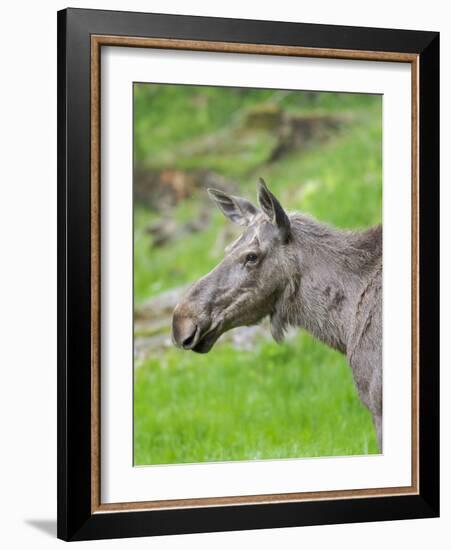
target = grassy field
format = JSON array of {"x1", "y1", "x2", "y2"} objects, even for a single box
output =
[{"x1": 133, "y1": 85, "x2": 382, "y2": 465}]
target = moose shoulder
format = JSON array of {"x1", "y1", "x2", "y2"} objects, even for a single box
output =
[{"x1": 172, "y1": 179, "x2": 382, "y2": 450}]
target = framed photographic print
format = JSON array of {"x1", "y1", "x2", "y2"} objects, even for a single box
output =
[{"x1": 57, "y1": 8, "x2": 439, "y2": 541}]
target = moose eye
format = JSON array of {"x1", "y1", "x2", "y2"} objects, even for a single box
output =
[{"x1": 245, "y1": 252, "x2": 259, "y2": 265}]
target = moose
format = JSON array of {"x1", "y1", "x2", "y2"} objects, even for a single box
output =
[{"x1": 172, "y1": 179, "x2": 382, "y2": 450}]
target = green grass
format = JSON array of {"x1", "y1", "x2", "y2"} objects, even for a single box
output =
[
  {"x1": 134, "y1": 204, "x2": 222, "y2": 301},
  {"x1": 133, "y1": 85, "x2": 382, "y2": 465},
  {"x1": 134, "y1": 335, "x2": 378, "y2": 465},
  {"x1": 134, "y1": 84, "x2": 379, "y2": 168}
]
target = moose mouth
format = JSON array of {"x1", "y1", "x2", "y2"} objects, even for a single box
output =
[{"x1": 191, "y1": 325, "x2": 222, "y2": 353}]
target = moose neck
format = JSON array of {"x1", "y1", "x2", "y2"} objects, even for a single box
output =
[{"x1": 270, "y1": 214, "x2": 382, "y2": 354}]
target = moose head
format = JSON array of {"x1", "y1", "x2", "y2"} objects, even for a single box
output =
[{"x1": 172, "y1": 179, "x2": 295, "y2": 353}]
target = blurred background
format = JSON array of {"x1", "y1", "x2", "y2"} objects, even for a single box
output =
[{"x1": 133, "y1": 83, "x2": 382, "y2": 466}]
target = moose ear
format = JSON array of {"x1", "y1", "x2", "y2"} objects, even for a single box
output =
[
  {"x1": 257, "y1": 178, "x2": 291, "y2": 242},
  {"x1": 207, "y1": 188, "x2": 259, "y2": 226}
]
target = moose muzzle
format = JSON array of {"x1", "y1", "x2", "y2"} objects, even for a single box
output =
[{"x1": 172, "y1": 308, "x2": 200, "y2": 350}]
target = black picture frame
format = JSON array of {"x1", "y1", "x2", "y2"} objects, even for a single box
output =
[{"x1": 57, "y1": 7, "x2": 439, "y2": 541}]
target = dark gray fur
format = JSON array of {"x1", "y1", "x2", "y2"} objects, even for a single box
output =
[{"x1": 172, "y1": 180, "x2": 382, "y2": 450}]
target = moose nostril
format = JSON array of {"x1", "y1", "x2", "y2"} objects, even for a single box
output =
[
  {"x1": 172, "y1": 311, "x2": 200, "y2": 350},
  {"x1": 182, "y1": 325, "x2": 198, "y2": 349}
]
